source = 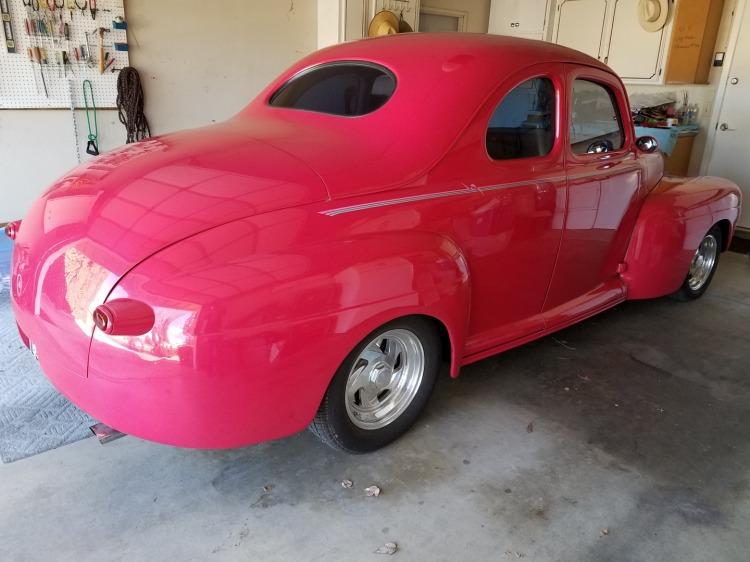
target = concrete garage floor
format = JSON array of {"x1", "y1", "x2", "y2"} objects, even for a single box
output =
[{"x1": 1, "y1": 252, "x2": 749, "y2": 562}]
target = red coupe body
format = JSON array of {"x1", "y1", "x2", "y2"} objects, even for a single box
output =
[{"x1": 10, "y1": 34, "x2": 741, "y2": 448}]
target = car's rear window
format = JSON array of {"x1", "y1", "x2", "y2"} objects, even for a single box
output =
[{"x1": 268, "y1": 62, "x2": 396, "y2": 116}]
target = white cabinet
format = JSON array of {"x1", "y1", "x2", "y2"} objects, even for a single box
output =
[
  {"x1": 551, "y1": 0, "x2": 675, "y2": 84},
  {"x1": 606, "y1": 0, "x2": 669, "y2": 80},
  {"x1": 488, "y1": 0, "x2": 552, "y2": 40},
  {"x1": 553, "y1": 0, "x2": 610, "y2": 60}
]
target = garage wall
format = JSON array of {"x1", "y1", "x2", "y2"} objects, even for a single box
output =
[
  {"x1": 421, "y1": 0, "x2": 491, "y2": 32},
  {"x1": 624, "y1": 0, "x2": 738, "y2": 176},
  {"x1": 0, "y1": 111, "x2": 126, "y2": 220},
  {"x1": 1, "y1": 0, "x2": 317, "y2": 222}
]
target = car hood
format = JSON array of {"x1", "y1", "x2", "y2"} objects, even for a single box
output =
[{"x1": 15, "y1": 120, "x2": 328, "y2": 280}]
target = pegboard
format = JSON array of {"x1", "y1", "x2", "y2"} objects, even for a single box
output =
[{"x1": 0, "y1": 0, "x2": 129, "y2": 108}]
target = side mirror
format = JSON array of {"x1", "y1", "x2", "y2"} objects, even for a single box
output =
[
  {"x1": 586, "y1": 140, "x2": 613, "y2": 154},
  {"x1": 636, "y1": 136, "x2": 659, "y2": 153}
]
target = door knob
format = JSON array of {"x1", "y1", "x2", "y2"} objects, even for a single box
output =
[
  {"x1": 730, "y1": 77, "x2": 739, "y2": 85},
  {"x1": 719, "y1": 123, "x2": 730, "y2": 131}
]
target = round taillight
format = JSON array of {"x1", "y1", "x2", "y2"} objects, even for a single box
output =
[
  {"x1": 93, "y1": 299, "x2": 154, "y2": 336},
  {"x1": 93, "y1": 307, "x2": 111, "y2": 333},
  {"x1": 4, "y1": 220, "x2": 21, "y2": 240}
]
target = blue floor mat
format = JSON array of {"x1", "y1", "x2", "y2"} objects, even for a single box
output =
[{"x1": 0, "y1": 236, "x2": 94, "y2": 463}]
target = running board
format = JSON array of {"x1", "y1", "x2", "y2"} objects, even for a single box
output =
[{"x1": 90, "y1": 423, "x2": 126, "y2": 444}]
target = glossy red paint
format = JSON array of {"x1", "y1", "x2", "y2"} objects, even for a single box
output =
[
  {"x1": 93, "y1": 299, "x2": 155, "y2": 336},
  {"x1": 622, "y1": 175, "x2": 741, "y2": 299},
  {"x1": 10, "y1": 34, "x2": 742, "y2": 448}
]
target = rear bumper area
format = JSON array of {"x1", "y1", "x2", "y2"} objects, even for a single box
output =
[
  {"x1": 12, "y1": 298, "x2": 92, "y2": 380},
  {"x1": 12, "y1": 299, "x2": 329, "y2": 449}
]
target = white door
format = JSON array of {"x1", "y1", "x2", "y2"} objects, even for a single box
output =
[
  {"x1": 705, "y1": 2, "x2": 750, "y2": 229},
  {"x1": 606, "y1": 0, "x2": 666, "y2": 81},
  {"x1": 553, "y1": 0, "x2": 609, "y2": 60},
  {"x1": 488, "y1": 0, "x2": 551, "y2": 40}
]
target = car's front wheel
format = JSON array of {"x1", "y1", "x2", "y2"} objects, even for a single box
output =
[
  {"x1": 309, "y1": 317, "x2": 441, "y2": 453},
  {"x1": 672, "y1": 225, "x2": 722, "y2": 301}
]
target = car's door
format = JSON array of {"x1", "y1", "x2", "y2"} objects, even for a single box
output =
[
  {"x1": 450, "y1": 64, "x2": 567, "y2": 355},
  {"x1": 543, "y1": 64, "x2": 644, "y2": 323}
]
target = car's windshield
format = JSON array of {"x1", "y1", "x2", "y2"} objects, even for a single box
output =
[{"x1": 269, "y1": 62, "x2": 396, "y2": 117}]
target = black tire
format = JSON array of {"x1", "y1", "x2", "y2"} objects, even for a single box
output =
[
  {"x1": 309, "y1": 317, "x2": 441, "y2": 453},
  {"x1": 671, "y1": 225, "x2": 722, "y2": 301}
]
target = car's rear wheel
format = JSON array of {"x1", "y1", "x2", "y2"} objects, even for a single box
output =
[
  {"x1": 672, "y1": 225, "x2": 722, "y2": 301},
  {"x1": 309, "y1": 317, "x2": 441, "y2": 453}
]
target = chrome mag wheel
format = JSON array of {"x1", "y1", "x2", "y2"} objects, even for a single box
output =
[
  {"x1": 310, "y1": 317, "x2": 440, "y2": 453},
  {"x1": 687, "y1": 233, "x2": 718, "y2": 291},
  {"x1": 344, "y1": 329, "x2": 425, "y2": 430}
]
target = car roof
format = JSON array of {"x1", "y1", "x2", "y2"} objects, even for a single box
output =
[
  {"x1": 261, "y1": 33, "x2": 610, "y2": 102},
  {"x1": 240, "y1": 34, "x2": 614, "y2": 198},
  {"x1": 312, "y1": 32, "x2": 606, "y2": 76}
]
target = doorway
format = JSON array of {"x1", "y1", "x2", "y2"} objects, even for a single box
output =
[
  {"x1": 703, "y1": 0, "x2": 750, "y2": 230},
  {"x1": 418, "y1": 7, "x2": 468, "y2": 32}
]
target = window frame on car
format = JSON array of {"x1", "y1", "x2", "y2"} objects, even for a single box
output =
[
  {"x1": 565, "y1": 68, "x2": 633, "y2": 161},
  {"x1": 484, "y1": 75, "x2": 559, "y2": 162},
  {"x1": 267, "y1": 60, "x2": 397, "y2": 118},
  {"x1": 483, "y1": 71, "x2": 563, "y2": 165}
]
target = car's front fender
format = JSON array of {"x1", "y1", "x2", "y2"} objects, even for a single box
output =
[
  {"x1": 83, "y1": 206, "x2": 471, "y2": 448},
  {"x1": 622, "y1": 176, "x2": 741, "y2": 300}
]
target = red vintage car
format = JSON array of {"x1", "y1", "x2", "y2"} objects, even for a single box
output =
[{"x1": 8, "y1": 34, "x2": 741, "y2": 453}]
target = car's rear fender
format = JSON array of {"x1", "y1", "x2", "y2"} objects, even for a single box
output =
[
  {"x1": 622, "y1": 176, "x2": 741, "y2": 300},
  {"x1": 82, "y1": 208, "x2": 470, "y2": 448}
]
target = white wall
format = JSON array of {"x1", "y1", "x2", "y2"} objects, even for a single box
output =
[
  {"x1": 0, "y1": 109, "x2": 124, "y2": 220},
  {"x1": 1, "y1": 0, "x2": 317, "y2": 221},
  {"x1": 319, "y1": 0, "x2": 346, "y2": 47}
]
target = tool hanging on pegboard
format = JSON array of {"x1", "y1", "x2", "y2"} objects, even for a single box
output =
[
  {"x1": 1, "y1": 0, "x2": 17, "y2": 52},
  {"x1": 28, "y1": 44, "x2": 48, "y2": 96},
  {"x1": 83, "y1": 78, "x2": 99, "y2": 155},
  {"x1": 1, "y1": 0, "x2": 130, "y2": 108}
]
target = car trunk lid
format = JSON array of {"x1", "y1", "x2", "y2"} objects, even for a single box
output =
[{"x1": 10, "y1": 120, "x2": 328, "y2": 379}]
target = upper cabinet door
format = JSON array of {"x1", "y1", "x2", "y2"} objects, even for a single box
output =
[
  {"x1": 606, "y1": 0, "x2": 668, "y2": 81},
  {"x1": 488, "y1": 0, "x2": 551, "y2": 40},
  {"x1": 553, "y1": 0, "x2": 609, "y2": 60}
]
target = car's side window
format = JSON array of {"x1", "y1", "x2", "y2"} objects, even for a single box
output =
[
  {"x1": 486, "y1": 77, "x2": 556, "y2": 160},
  {"x1": 570, "y1": 79, "x2": 624, "y2": 155},
  {"x1": 269, "y1": 62, "x2": 396, "y2": 117}
]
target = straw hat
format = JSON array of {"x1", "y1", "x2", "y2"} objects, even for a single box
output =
[
  {"x1": 638, "y1": 0, "x2": 669, "y2": 32},
  {"x1": 368, "y1": 10, "x2": 400, "y2": 37}
]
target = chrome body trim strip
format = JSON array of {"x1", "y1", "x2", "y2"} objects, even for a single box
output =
[
  {"x1": 320, "y1": 187, "x2": 475, "y2": 216},
  {"x1": 477, "y1": 176, "x2": 566, "y2": 193},
  {"x1": 319, "y1": 167, "x2": 639, "y2": 216}
]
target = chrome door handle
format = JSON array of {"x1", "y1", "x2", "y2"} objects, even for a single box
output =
[{"x1": 719, "y1": 123, "x2": 731, "y2": 131}]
